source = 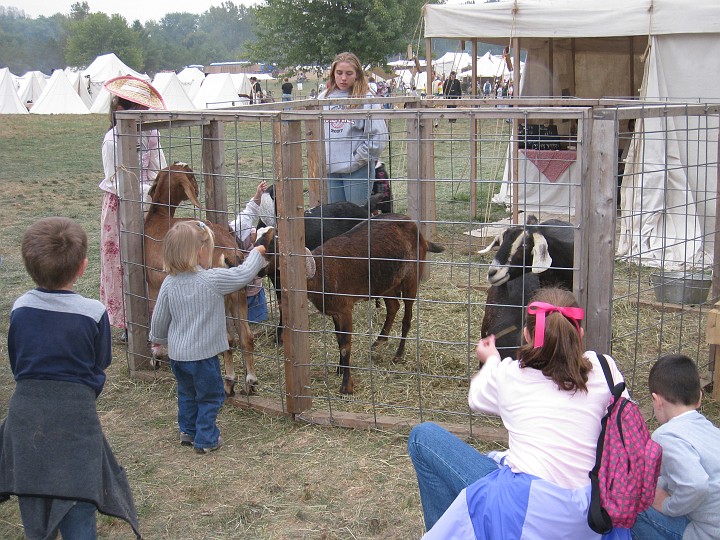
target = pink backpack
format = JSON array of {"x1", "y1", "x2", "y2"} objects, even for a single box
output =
[{"x1": 587, "y1": 353, "x2": 663, "y2": 533}]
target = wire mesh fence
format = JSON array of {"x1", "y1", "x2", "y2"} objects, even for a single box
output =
[{"x1": 114, "y1": 97, "x2": 719, "y2": 441}]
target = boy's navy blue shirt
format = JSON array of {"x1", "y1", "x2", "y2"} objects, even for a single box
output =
[{"x1": 8, "y1": 288, "x2": 112, "y2": 397}]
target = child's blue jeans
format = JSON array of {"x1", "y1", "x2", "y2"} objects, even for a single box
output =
[
  {"x1": 327, "y1": 162, "x2": 375, "y2": 205},
  {"x1": 58, "y1": 501, "x2": 97, "y2": 539},
  {"x1": 632, "y1": 507, "x2": 688, "y2": 539},
  {"x1": 170, "y1": 356, "x2": 225, "y2": 450}
]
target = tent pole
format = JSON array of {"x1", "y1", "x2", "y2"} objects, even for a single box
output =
[
  {"x1": 425, "y1": 37, "x2": 433, "y2": 97},
  {"x1": 548, "y1": 38, "x2": 554, "y2": 97}
]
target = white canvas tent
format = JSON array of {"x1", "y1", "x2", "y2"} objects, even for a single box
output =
[
  {"x1": 177, "y1": 67, "x2": 205, "y2": 99},
  {"x1": 424, "y1": 0, "x2": 720, "y2": 268},
  {"x1": 192, "y1": 73, "x2": 242, "y2": 109},
  {"x1": 66, "y1": 70, "x2": 94, "y2": 108},
  {"x1": 81, "y1": 53, "x2": 149, "y2": 99},
  {"x1": 230, "y1": 73, "x2": 253, "y2": 100},
  {"x1": 433, "y1": 51, "x2": 473, "y2": 77},
  {"x1": 0, "y1": 68, "x2": 28, "y2": 114},
  {"x1": 152, "y1": 72, "x2": 196, "y2": 110},
  {"x1": 29, "y1": 69, "x2": 90, "y2": 114},
  {"x1": 16, "y1": 71, "x2": 47, "y2": 106}
]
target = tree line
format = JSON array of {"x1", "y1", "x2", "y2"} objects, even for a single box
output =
[{"x1": 0, "y1": 0, "x2": 438, "y2": 76}]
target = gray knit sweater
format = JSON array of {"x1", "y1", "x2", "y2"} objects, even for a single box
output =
[
  {"x1": 149, "y1": 249, "x2": 266, "y2": 361},
  {"x1": 654, "y1": 410, "x2": 720, "y2": 540}
]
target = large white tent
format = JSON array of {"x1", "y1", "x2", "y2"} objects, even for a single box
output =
[
  {"x1": 424, "y1": 0, "x2": 720, "y2": 268},
  {"x1": 16, "y1": 71, "x2": 47, "y2": 106},
  {"x1": 433, "y1": 52, "x2": 473, "y2": 77},
  {"x1": 152, "y1": 72, "x2": 196, "y2": 110},
  {"x1": 192, "y1": 73, "x2": 242, "y2": 109},
  {"x1": 0, "y1": 68, "x2": 28, "y2": 114},
  {"x1": 177, "y1": 67, "x2": 205, "y2": 99},
  {"x1": 29, "y1": 69, "x2": 90, "y2": 114},
  {"x1": 81, "y1": 53, "x2": 149, "y2": 100}
]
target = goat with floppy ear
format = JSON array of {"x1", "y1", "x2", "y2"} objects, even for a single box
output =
[{"x1": 482, "y1": 215, "x2": 574, "y2": 291}]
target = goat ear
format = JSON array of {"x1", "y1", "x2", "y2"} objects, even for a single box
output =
[
  {"x1": 530, "y1": 233, "x2": 552, "y2": 273},
  {"x1": 181, "y1": 174, "x2": 202, "y2": 208}
]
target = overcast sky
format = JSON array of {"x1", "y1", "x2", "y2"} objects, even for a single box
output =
[
  {"x1": 12, "y1": 0, "x2": 469, "y2": 25},
  {"x1": 10, "y1": 1, "x2": 259, "y2": 24}
]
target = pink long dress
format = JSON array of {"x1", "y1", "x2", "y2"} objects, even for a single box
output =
[{"x1": 99, "y1": 127, "x2": 166, "y2": 329}]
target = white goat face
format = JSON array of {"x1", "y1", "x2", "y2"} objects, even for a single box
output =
[{"x1": 486, "y1": 227, "x2": 552, "y2": 286}]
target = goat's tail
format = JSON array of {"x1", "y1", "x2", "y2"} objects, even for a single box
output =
[{"x1": 426, "y1": 241, "x2": 445, "y2": 254}]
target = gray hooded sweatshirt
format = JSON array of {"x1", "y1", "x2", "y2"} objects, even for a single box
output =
[{"x1": 320, "y1": 88, "x2": 388, "y2": 175}]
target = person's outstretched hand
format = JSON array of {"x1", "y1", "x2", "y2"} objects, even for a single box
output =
[{"x1": 476, "y1": 335, "x2": 499, "y2": 366}]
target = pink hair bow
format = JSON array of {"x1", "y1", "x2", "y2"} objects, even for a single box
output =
[{"x1": 527, "y1": 301, "x2": 584, "y2": 348}]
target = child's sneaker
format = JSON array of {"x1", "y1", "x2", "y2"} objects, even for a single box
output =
[
  {"x1": 180, "y1": 432, "x2": 193, "y2": 446},
  {"x1": 194, "y1": 435, "x2": 223, "y2": 454}
]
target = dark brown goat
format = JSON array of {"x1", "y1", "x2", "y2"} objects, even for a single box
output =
[
  {"x1": 143, "y1": 162, "x2": 257, "y2": 396},
  {"x1": 270, "y1": 214, "x2": 445, "y2": 394}
]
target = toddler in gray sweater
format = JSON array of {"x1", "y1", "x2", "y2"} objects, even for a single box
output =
[{"x1": 150, "y1": 220, "x2": 273, "y2": 453}]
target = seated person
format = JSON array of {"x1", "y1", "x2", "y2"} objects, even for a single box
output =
[{"x1": 632, "y1": 353, "x2": 720, "y2": 540}]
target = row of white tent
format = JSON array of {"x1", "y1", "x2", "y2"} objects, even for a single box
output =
[
  {"x1": 388, "y1": 51, "x2": 523, "y2": 91},
  {"x1": 1, "y1": 53, "x2": 264, "y2": 114}
]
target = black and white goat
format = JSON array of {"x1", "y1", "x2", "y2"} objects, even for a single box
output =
[
  {"x1": 480, "y1": 215, "x2": 574, "y2": 290},
  {"x1": 478, "y1": 215, "x2": 575, "y2": 358}
]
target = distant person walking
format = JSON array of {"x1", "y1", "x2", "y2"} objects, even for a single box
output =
[
  {"x1": 281, "y1": 78, "x2": 293, "y2": 101},
  {"x1": 250, "y1": 76, "x2": 263, "y2": 104},
  {"x1": 443, "y1": 71, "x2": 462, "y2": 122}
]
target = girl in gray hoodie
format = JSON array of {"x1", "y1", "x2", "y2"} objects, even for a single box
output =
[{"x1": 320, "y1": 52, "x2": 388, "y2": 205}]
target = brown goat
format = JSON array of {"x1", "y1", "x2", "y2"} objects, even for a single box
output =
[
  {"x1": 143, "y1": 162, "x2": 257, "y2": 396},
  {"x1": 271, "y1": 214, "x2": 445, "y2": 394}
]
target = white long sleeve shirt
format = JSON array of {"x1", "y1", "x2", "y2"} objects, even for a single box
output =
[{"x1": 469, "y1": 351, "x2": 626, "y2": 489}]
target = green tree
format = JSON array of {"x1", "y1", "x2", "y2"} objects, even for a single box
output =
[
  {"x1": 65, "y1": 13, "x2": 143, "y2": 69},
  {"x1": 248, "y1": 0, "x2": 431, "y2": 68}
]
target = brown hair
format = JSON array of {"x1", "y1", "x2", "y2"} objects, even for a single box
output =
[
  {"x1": 649, "y1": 353, "x2": 701, "y2": 406},
  {"x1": 518, "y1": 287, "x2": 590, "y2": 392},
  {"x1": 162, "y1": 220, "x2": 215, "y2": 275},
  {"x1": 326, "y1": 52, "x2": 370, "y2": 103},
  {"x1": 108, "y1": 95, "x2": 148, "y2": 128},
  {"x1": 21, "y1": 217, "x2": 87, "y2": 290}
]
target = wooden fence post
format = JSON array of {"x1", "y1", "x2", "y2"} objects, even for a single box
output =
[
  {"x1": 581, "y1": 109, "x2": 617, "y2": 353},
  {"x1": 117, "y1": 116, "x2": 151, "y2": 372},
  {"x1": 202, "y1": 120, "x2": 227, "y2": 225},
  {"x1": 274, "y1": 117, "x2": 312, "y2": 414}
]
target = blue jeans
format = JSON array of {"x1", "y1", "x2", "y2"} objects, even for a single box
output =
[
  {"x1": 407, "y1": 422, "x2": 500, "y2": 531},
  {"x1": 58, "y1": 501, "x2": 97, "y2": 539},
  {"x1": 632, "y1": 507, "x2": 688, "y2": 540},
  {"x1": 248, "y1": 287, "x2": 268, "y2": 323},
  {"x1": 170, "y1": 357, "x2": 225, "y2": 449},
  {"x1": 282, "y1": 94, "x2": 292, "y2": 102},
  {"x1": 327, "y1": 162, "x2": 374, "y2": 205}
]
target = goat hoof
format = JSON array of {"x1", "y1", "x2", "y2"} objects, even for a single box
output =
[{"x1": 223, "y1": 378, "x2": 236, "y2": 397}]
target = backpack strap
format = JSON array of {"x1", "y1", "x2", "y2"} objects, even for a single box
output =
[
  {"x1": 587, "y1": 351, "x2": 619, "y2": 534},
  {"x1": 595, "y1": 351, "x2": 626, "y2": 401}
]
